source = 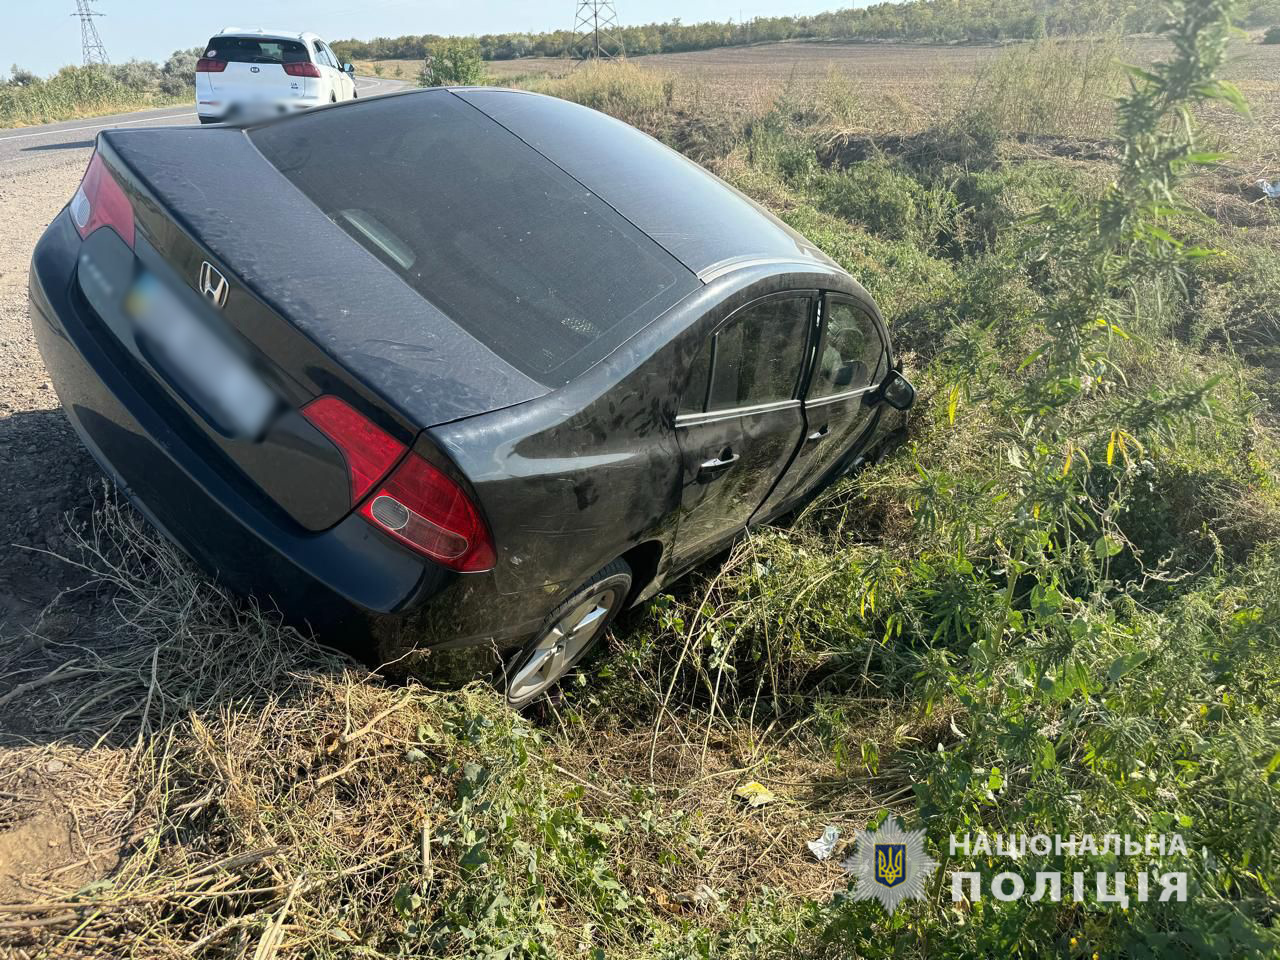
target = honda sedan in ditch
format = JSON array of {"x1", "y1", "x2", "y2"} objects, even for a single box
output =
[{"x1": 29, "y1": 87, "x2": 915, "y2": 706}]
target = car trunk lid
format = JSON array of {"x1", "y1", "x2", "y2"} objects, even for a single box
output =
[
  {"x1": 78, "y1": 129, "x2": 547, "y2": 532},
  {"x1": 99, "y1": 124, "x2": 548, "y2": 426}
]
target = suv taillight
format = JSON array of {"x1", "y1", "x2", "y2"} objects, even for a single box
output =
[
  {"x1": 301, "y1": 396, "x2": 496, "y2": 573},
  {"x1": 70, "y1": 152, "x2": 135, "y2": 248},
  {"x1": 283, "y1": 62, "x2": 322, "y2": 78},
  {"x1": 195, "y1": 58, "x2": 227, "y2": 72}
]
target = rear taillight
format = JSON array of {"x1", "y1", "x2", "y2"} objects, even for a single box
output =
[
  {"x1": 301, "y1": 396, "x2": 495, "y2": 572},
  {"x1": 70, "y1": 152, "x2": 135, "y2": 248},
  {"x1": 283, "y1": 62, "x2": 322, "y2": 78},
  {"x1": 359, "y1": 455, "x2": 496, "y2": 572},
  {"x1": 302, "y1": 396, "x2": 405, "y2": 502},
  {"x1": 195, "y1": 58, "x2": 227, "y2": 72}
]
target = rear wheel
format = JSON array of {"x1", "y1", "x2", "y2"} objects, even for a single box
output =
[{"x1": 504, "y1": 559, "x2": 631, "y2": 709}]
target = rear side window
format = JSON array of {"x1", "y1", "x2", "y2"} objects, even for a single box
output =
[
  {"x1": 680, "y1": 341, "x2": 711, "y2": 414},
  {"x1": 315, "y1": 43, "x2": 339, "y2": 68},
  {"x1": 708, "y1": 298, "x2": 810, "y2": 411},
  {"x1": 680, "y1": 297, "x2": 811, "y2": 414},
  {"x1": 205, "y1": 37, "x2": 310, "y2": 64},
  {"x1": 250, "y1": 92, "x2": 694, "y2": 383}
]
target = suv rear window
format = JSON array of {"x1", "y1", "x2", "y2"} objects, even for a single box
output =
[
  {"x1": 248, "y1": 91, "x2": 695, "y2": 383},
  {"x1": 205, "y1": 36, "x2": 310, "y2": 64}
]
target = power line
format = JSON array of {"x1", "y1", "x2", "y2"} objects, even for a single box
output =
[
  {"x1": 72, "y1": 0, "x2": 110, "y2": 66},
  {"x1": 567, "y1": 1, "x2": 624, "y2": 61}
]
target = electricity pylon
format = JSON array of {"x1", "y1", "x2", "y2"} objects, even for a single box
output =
[
  {"x1": 568, "y1": 1, "x2": 624, "y2": 61},
  {"x1": 72, "y1": 0, "x2": 110, "y2": 66}
]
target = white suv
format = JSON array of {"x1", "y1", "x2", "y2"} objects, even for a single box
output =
[{"x1": 196, "y1": 28, "x2": 357, "y2": 124}]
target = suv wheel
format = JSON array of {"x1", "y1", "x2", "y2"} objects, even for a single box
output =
[{"x1": 504, "y1": 559, "x2": 631, "y2": 709}]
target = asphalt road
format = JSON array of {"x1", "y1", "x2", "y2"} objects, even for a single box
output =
[{"x1": 0, "y1": 73, "x2": 409, "y2": 176}]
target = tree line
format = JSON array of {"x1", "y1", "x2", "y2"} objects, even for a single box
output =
[{"x1": 330, "y1": 0, "x2": 1280, "y2": 62}]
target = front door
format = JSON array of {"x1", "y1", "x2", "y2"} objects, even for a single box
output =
[
  {"x1": 756, "y1": 294, "x2": 890, "y2": 517},
  {"x1": 673, "y1": 294, "x2": 813, "y2": 565}
]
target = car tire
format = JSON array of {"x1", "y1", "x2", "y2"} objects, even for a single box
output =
[{"x1": 503, "y1": 559, "x2": 631, "y2": 709}]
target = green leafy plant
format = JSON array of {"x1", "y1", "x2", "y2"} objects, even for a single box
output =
[{"x1": 419, "y1": 38, "x2": 488, "y2": 87}]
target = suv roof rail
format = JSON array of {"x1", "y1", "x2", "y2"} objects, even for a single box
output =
[{"x1": 217, "y1": 27, "x2": 307, "y2": 39}]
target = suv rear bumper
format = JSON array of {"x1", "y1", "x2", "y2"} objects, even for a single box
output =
[
  {"x1": 197, "y1": 98, "x2": 323, "y2": 123},
  {"x1": 28, "y1": 211, "x2": 544, "y2": 651}
]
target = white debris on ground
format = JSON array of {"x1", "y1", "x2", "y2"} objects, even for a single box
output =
[
  {"x1": 1258, "y1": 180, "x2": 1280, "y2": 199},
  {"x1": 806, "y1": 824, "x2": 841, "y2": 860}
]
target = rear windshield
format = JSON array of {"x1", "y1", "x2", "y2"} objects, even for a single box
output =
[
  {"x1": 248, "y1": 91, "x2": 694, "y2": 383},
  {"x1": 205, "y1": 37, "x2": 310, "y2": 64}
]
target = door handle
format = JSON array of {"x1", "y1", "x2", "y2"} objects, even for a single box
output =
[
  {"x1": 806, "y1": 424, "x2": 831, "y2": 443},
  {"x1": 697, "y1": 450, "x2": 740, "y2": 482}
]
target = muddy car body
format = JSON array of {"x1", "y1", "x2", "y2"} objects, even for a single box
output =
[{"x1": 29, "y1": 88, "x2": 914, "y2": 704}]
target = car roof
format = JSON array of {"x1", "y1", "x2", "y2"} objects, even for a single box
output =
[
  {"x1": 215, "y1": 27, "x2": 320, "y2": 43},
  {"x1": 450, "y1": 88, "x2": 844, "y2": 282}
]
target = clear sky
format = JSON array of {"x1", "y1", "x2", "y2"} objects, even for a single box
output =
[{"x1": 5, "y1": 0, "x2": 860, "y2": 77}]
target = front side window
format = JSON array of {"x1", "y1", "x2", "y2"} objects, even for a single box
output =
[{"x1": 810, "y1": 299, "x2": 888, "y2": 400}]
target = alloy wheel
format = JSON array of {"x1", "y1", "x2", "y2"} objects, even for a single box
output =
[{"x1": 506, "y1": 587, "x2": 618, "y2": 706}]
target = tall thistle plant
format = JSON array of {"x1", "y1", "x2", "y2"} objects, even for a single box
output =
[
  {"x1": 1025, "y1": 0, "x2": 1244, "y2": 410},
  {"x1": 995, "y1": 0, "x2": 1247, "y2": 592}
]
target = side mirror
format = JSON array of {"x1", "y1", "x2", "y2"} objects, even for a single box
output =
[
  {"x1": 880, "y1": 369, "x2": 916, "y2": 411},
  {"x1": 343, "y1": 62, "x2": 355, "y2": 74}
]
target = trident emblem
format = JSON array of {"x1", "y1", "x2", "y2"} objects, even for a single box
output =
[{"x1": 874, "y1": 843, "x2": 906, "y2": 888}]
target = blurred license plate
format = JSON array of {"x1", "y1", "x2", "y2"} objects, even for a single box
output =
[{"x1": 125, "y1": 272, "x2": 275, "y2": 438}]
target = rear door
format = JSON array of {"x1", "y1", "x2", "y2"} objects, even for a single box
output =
[
  {"x1": 755, "y1": 293, "x2": 890, "y2": 516},
  {"x1": 201, "y1": 35, "x2": 312, "y2": 107},
  {"x1": 315, "y1": 41, "x2": 351, "y2": 99},
  {"x1": 672, "y1": 294, "x2": 813, "y2": 564}
]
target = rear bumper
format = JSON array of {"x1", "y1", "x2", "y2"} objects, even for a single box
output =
[
  {"x1": 197, "y1": 98, "x2": 322, "y2": 123},
  {"x1": 28, "y1": 212, "x2": 543, "y2": 651}
]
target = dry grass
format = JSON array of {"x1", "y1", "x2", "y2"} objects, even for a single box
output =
[
  {"x1": 0, "y1": 493, "x2": 910, "y2": 956},
  {"x1": 512, "y1": 62, "x2": 676, "y2": 133},
  {"x1": 351, "y1": 57, "x2": 572, "y2": 82},
  {"x1": 360, "y1": 38, "x2": 1280, "y2": 164}
]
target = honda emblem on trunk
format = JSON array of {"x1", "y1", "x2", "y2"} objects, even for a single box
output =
[{"x1": 198, "y1": 261, "x2": 229, "y2": 309}]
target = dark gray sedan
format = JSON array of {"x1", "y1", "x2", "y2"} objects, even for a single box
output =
[{"x1": 29, "y1": 86, "x2": 914, "y2": 706}]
